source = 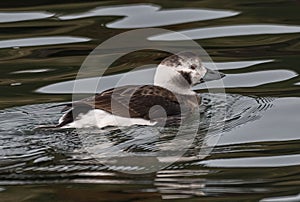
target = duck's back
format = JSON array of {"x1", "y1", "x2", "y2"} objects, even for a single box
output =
[{"x1": 57, "y1": 85, "x2": 197, "y2": 128}]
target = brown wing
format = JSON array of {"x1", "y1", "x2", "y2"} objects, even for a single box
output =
[{"x1": 77, "y1": 85, "x2": 181, "y2": 120}]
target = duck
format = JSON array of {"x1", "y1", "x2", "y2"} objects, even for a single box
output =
[{"x1": 53, "y1": 52, "x2": 224, "y2": 128}]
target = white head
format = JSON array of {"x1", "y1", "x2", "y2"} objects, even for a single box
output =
[{"x1": 154, "y1": 52, "x2": 224, "y2": 94}]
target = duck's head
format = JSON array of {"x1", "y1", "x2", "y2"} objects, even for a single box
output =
[{"x1": 154, "y1": 52, "x2": 225, "y2": 94}]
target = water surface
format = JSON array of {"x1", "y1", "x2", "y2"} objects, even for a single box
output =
[{"x1": 0, "y1": 0, "x2": 300, "y2": 201}]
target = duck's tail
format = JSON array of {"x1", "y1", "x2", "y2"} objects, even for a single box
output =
[
  {"x1": 36, "y1": 103, "x2": 93, "y2": 129},
  {"x1": 56, "y1": 103, "x2": 94, "y2": 128}
]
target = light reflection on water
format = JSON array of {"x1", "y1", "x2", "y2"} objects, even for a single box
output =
[
  {"x1": 149, "y1": 24, "x2": 300, "y2": 41},
  {"x1": 0, "y1": 0, "x2": 300, "y2": 201},
  {"x1": 0, "y1": 11, "x2": 54, "y2": 23},
  {"x1": 59, "y1": 4, "x2": 240, "y2": 28},
  {"x1": 0, "y1": 36, "x2": 90, "y2": 48}
]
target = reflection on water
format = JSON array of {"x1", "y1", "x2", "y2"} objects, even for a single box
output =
[
  {"x1": 0, "y1": 0, "x2": 300, "y2": 201},
  {"x1": 11, "y1": 68, "x2": 53, "y2": 74},
  {"x1": 261, "y1": 193, "x2": 300, "y2": 202},
  {"x1": 149, "y1": 24, "x2": 300, "y2": 40},
  {"x1": 59, "y1": 4, "x2": 239, "y2": 28},
  {"x1": 0, "y1": 11, "x2": 54, "y2": 23},
  {"x1": 0, "y1": 36, "x2": 90, "y2": 48}
]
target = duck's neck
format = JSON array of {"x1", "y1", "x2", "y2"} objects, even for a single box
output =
[{"x1": 154, "y1": 65, "x2": 195, "y2": 95}]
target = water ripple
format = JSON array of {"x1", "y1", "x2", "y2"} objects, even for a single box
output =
[
  {"x1": 59, "y1": 4, "x2": 239, "y2": 28},
  {"x1": 261, "y1": 193, "x2": 300, "y2": 202},
  {"x1": 149, "y1": 24, "x2": 300, "y2": 41},
  {"x1": 195, "y1": 69, "x2": 297, "y2": 89},
  {"x1": 0, "y1": 36, "x2": 90, "y2": 49},
  {"x1": 196, "y1": 154, "x2": 300, "y2": 168},
  {"x1": 10, "y1": 69, "x2": 53, "y2": 74},
  {"x1": 0, "y1": 11, "x2": 54, "y2": 23}
]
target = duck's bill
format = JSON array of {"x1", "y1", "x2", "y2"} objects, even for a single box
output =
[{"x1": 201, "y1": 68, "x2": 225, "y2": 83}]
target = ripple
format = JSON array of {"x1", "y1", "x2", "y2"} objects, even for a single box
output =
[
  {"x1": 10, "y1": 82, "x2": 22, "y2": 86},
  {"x1": 154, "y1": 168, "x2": 268, "y2": 198},
  {"x1": 36, "y1": 67, "x2": 156, "y2": 94},
  {"x1": 260, "y1": 193, "x2": 300, "y2": 202},
  {"x1": 196, "y1": 153, "x2": 300, "y2": 168},
  {"x1": 11, "y1": 69, "x2": 53, "y2": 74},
  {"x1": 149, "y1": 24, "x2": 300, "y2": 41},
  {"x1": 195, "y1": 69, "x2": 297, "y2": 89},
  {"x1": 207, "y1": 60, "x2": 274, "y2": 70},
  {"x1": 0, "y1": 11, "x2": 54, "y2": 23},
  {"x1": 59, "y1": 4, "x2": 239, "y2": 28},
  {"x1": 216, "y1": 97, "x2": 300, "y2": 145},
  {"x1": 0, "y1": 93, "x2": 273, "y2": 173},
  {"x1": 0, "y1": 36, "x2": 90, "y2": 49}
]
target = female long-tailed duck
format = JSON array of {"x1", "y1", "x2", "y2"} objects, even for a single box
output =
[{"x1": 53, "y1": 52, "x2": 224, "y2": 128}]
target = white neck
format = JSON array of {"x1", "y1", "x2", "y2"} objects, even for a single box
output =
[{"x1": 154, "y1": 65, "x2": 195, "y2": 95}]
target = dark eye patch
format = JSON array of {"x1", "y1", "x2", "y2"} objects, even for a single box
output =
[
  {"x1": 179, "y1": 71, "x2": 192, "y2": 85},
  {"x1": 190, "y1": 64, "x2": 197, "y2": 70}
]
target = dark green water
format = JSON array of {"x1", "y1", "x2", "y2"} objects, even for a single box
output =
[{"x1": 1, "y1": 0, "x2": 300, "y2": 201}]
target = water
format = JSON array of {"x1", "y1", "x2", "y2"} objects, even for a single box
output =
[{"x1": 0, "y1": 1, "x2": 300, "y2": 201}]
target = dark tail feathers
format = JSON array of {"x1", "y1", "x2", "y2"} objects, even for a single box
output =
[{"x1": 56, "y1": 103, "x2": 94, "y2": 127}]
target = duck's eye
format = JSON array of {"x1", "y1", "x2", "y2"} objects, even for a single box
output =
[{"x1": 190, "y1": 64, "x2": 197, "y2": 70}]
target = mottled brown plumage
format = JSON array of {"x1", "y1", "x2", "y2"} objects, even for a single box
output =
[{"x1": 58, "y1": 85, "x2": 200, "y2": 127}]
